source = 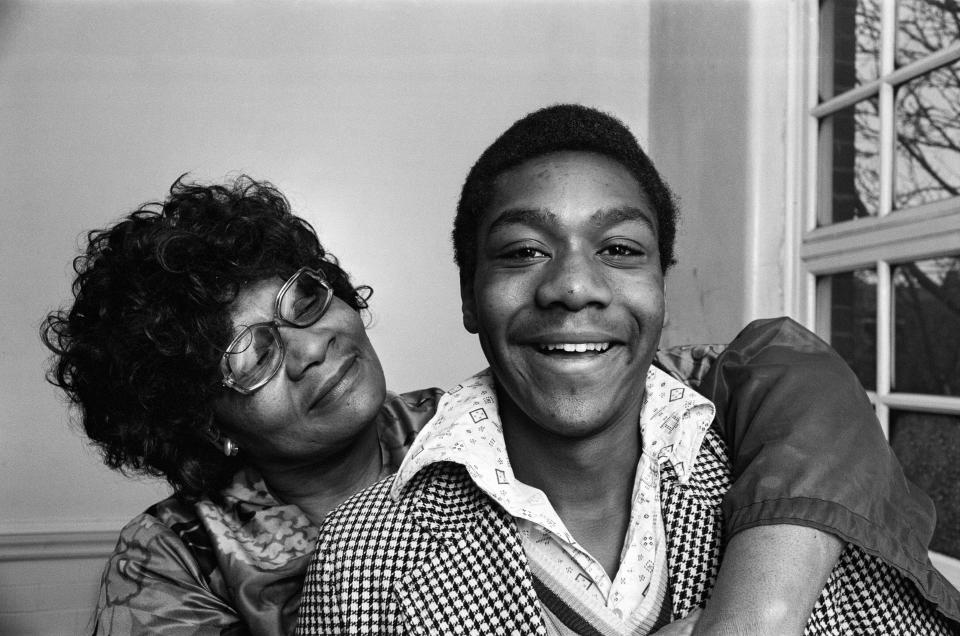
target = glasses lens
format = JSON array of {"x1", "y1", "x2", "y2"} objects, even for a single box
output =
[
  {"x1": 224, "y1": 326, "x2": 283, "y2": 391},
  {"x1": 278, "y1": 270, "x2": 332, "y2": 327}
]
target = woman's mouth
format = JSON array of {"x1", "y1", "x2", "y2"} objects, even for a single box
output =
[{"x1": 308, "y1": 354, "x2": 359, "y2": 411}]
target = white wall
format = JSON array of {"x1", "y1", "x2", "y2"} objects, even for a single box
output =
[
  {"x1": 651, "y1": 0, "x2": 799, "y2": 347},
  {"x1": 0, "y1": 0, "x2": 653, "y2": 631}
]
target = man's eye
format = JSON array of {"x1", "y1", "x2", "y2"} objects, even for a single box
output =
[
  {"x1": 598, "y1": 242, "x2": 652, "y2": 267},
  {"x1": 600, "y1": 244, "x2": 642, "y2": 257},
  {"x1": 500, "y1": 245, "x2": 548, "y2": 261},
  {"x1": 515, "y1": 247, "x2": 546, "y2": 259}
]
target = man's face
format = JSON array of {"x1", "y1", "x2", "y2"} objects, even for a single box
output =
[{"x1": 461, "y1": 150, "x2": 665, "y2": 439}]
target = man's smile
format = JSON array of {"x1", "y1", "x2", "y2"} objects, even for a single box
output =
[{"x1": 537, "y1": 342, "x2": 611, "y2": 353}]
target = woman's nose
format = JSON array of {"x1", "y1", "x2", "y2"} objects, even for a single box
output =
[
  {"x1": 280, "y1": 324, "x2": 331, "y2": 379},
  {"x1": 534, "y1": 250, "x2": 613, "y2": 311}
]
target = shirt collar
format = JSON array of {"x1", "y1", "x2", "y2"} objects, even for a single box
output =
[
  {"x1": 639, "y1": 365, "x2": 715, "y2": 484},
  {"x1": 391, "y1": 369, "x2": 505, "y2": 498},
  {"x1": 391, "y1": 365, "x2": 715, "y2": 500}
]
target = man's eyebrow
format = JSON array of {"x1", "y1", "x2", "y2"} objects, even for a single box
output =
[
  {"x1": 486, "y1": 208, "x2": 559, "y2": 235},
  {"x1": 589, "y1": 206, "x2": 657, "y2": 231},
  {"x1": 486, "y1": 205, "x2": 658, "y2": 235}
]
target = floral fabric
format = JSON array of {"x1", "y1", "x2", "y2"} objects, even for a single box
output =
[{"x1": 91, "y1": 388, "x2": 443, "y2": 636}]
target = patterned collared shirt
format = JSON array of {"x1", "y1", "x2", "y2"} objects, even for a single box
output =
[{"x1": 392, "y1": 367, "x2": 715, "y2": 627}]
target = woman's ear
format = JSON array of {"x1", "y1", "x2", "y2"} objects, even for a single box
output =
[
  {"x1": 203, "y1": 419, "x2": 219, "y2": 444},
  {"x1": 205, "y1": 420, "x2": 240, "y2": 457},
  {"x1": 204, "y1": 417, "x2": 228, "y2": 449}
]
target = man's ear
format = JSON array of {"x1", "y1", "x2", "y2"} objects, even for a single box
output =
[
  {"x1": 660, "y1": 277, "x2": 668, "y2": 329},
  {"x1": 460, "y1": 275, "x2": 479, "y2": 334}
]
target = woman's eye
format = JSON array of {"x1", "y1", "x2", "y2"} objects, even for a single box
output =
[
  {"x1": 255, "y1": 347, "x2": 273, "y2": 366},
  {"x1": 293, "y1": 295, "x2": 318, "y2": 319}
]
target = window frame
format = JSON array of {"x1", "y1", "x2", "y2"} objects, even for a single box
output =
[{"x1": 796, "y1": 0, "x2": 960, "y2": 582}]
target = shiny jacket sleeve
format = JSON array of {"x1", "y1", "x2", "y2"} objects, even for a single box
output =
[
  {"x1": 694, "y1": 316, "x2": 959, "y2": 622},
  {"x1": 92, "y1": 513, "x2": 247, "y2": 636}
]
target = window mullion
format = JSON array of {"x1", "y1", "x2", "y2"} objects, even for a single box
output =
[
  {"x1": 878, "y1": 1, "x2": 897, "y2": 218},
  {"x1": 876, "y1": 258, "x2": 891, "y2": 438},
  {"x1": 878, "y1": 81, "x2": 895, "y2": 218},
  {"x1": 873, "y1": 0, "x2": 896, "y2": 440},
  {"x1": 881, "y1": 0, "x2": 896, "y2": 75}
]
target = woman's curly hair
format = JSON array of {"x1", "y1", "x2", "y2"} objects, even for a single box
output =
[{"x1": 41, "y1": 175, "x2": 371, "y2": 499}]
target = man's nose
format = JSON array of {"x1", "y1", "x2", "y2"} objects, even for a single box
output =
[
  {"x1": 534, "y1": 250, "x2": 613, "y2": 311},
  {"x1": 280, "y1": 324, "x2": 331, "y2": 379}
]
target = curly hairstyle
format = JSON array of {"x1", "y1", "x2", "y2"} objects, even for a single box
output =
[
  {"x1": 453, "y1": 103, "x2": 680, "y2": 280},
  {"x1": 41, "y1": 175, "x2": 371, "y2": 499}
]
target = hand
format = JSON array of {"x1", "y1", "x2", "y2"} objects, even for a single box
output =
[{"x1": 651, "y1": 608, "x2": 702, "y2": 635}]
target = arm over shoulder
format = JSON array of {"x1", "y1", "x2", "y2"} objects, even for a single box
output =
[{"x1": 698, "y1": 316, "x2": 959, "y2": 623}]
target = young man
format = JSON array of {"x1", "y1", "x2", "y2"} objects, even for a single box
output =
[{"x1": 298, "y1": 105, "x2": 960, "y2": 634}]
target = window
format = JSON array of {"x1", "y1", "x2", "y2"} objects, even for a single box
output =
[{"x1": 805, "y1": 0, "x2": 960, "y2": 569}]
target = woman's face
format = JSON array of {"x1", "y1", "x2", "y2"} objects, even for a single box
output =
[{"x1": 212, "y1": 277, "x2": 387, "y2": 464}]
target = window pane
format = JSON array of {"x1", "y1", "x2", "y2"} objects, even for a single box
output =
[
  {"x1": 897, "y1": 0, "x2": 960, "y2": 67},
  {"x1": 818, "y1": 99, "x2": 880, "y2": 225},
  {"x1": 889, "y1": 410, "x2": 960, "y2": 559},
  {"x1": 892, "y1": 256, "x2": 960, "y2": 396},
  {"x1": 819, "y1": 0, "x2": 881, "y2": 100},
  {"x1": 894, "y1": 61, "x2": 960, "y2": 210},
  {"x1": 818, "y1": 269, "x2": 877, "y2": 390}
]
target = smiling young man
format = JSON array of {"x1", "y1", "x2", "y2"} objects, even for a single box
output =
[
  {"x1": 463, "y1": 149, "x2": 670, "y2": 584},
  {"x1": 297, "y1": 105, "x2": 960, "y2": 635}
]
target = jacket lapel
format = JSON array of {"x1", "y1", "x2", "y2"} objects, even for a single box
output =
[
  {"x1": 660, "y1": 427, "x2": 731, "y2": 619},
  {"x1": 394, "y1": 463, "x2": 548, "y2": 636},
  {"x1": 390, "y1": 430, "x2": 731, "y2": 632}
]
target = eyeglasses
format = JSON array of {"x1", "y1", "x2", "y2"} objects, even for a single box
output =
[{"x1": 220, "y1": 267, "x2": 334, "y2": 395}]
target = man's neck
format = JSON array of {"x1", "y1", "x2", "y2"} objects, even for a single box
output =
[
  {"x1": 252, "y1": 422, "x2": 385, "y2": 528},
  {"x1": 499, "y1": 390, "x2": 643, "y2": 578}
]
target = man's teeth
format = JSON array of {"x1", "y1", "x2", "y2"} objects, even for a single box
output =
[{"x1": 539, "y1": 342, "x2": 611, "y2": 353}]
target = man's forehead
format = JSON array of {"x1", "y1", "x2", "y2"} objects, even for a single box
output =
[
  {"x1": 482, "y1": 152, "x2": 657, "y2": 230},
  {"x1": 492, "y1": 148, "x2": 646, "y2": 194}
]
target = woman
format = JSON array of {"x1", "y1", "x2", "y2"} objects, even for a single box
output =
[
  {"x1": 42, "y1": 176, "x2": 953, "y2": 635},
  {"x1": 43, "y1": 176, "x2": 427, "y2": 635}
]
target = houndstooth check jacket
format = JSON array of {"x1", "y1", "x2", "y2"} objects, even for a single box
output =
[{"x1": 298, "y1": 425, "x2": 957, "y2": 635}]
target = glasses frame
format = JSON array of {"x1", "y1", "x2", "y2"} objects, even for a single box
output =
[{"x1": 220, "y1": 267, "x2": 333, "y2": 395}]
